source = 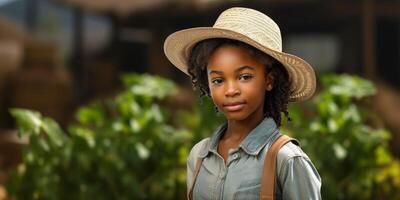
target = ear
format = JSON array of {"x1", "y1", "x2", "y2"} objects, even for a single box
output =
[{"x1": 264, "y1": 72, "x2": 274, "y2": 91}]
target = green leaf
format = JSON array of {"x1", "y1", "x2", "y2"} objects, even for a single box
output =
[
  {"x1": 76, "y1": 104, "x2": 105, "y2": 126},
  {"x1": 10, "y1": 108, "x2": 43, "y2": 136},
  {"x1": 72, "y1": 127, "x2": 96, "y2": 148},
  {"x1": 332, "y1": 143, "x2": 347, "y2": 160},
  {"x1": 129, "y1": 118, "x2": 141, "y2": 132},
  {"x1": 38, "y1": 138, "x2": 50, "y2": 152},
  {"x1": 322, "y1": 74, "x2": 376, "y2": 99},
  {"x1": 122, "y1": 73, "x2": 176, "y2": 99},
  {"x1": 136, "y1": 143, "x2": 150, "y2": 160},
  {"x1": 375, "y1": 146, "x2": 392, "y2": 165},
  {"x1": 327, "y1": 118, "x2": 339, "y2": 133},
  {"x1": 42, "y1": 118, "x2": 66, "y2": 147}
]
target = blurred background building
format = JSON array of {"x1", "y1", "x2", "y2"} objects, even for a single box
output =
[{"x1": 0, "y1": 0, "x2": 399, "y2": 198}]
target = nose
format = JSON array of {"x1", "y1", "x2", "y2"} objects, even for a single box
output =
[{"x1": 224, "y1": 81, "x2": 241, "y2": 97}]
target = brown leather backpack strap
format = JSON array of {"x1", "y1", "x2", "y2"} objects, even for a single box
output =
[
  {"x1": 188, "y1": 157, "x2": 204, "y2": 200},
  {"x1": 260, "y1": 135, "x2": 296, "y2": 200}
]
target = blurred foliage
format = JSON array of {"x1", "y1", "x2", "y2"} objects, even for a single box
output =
[
  {"x1": 284, "y1": 74, "x2": 400, "y2": 199},
  {"x1": 7, "y1": 73, "x2": 400, "y2": 199},
  {"x1": 7, "y1": 74, "x2": 200, "y2": 200}
]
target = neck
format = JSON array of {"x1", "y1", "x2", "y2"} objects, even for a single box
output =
[{"x1": 224, "y1": 111, "x2": 265, "y2": 142}]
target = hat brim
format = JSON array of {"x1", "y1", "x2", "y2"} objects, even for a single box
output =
[{"x1": 164, "y1": 27, "x2": 316, "y2": 102}]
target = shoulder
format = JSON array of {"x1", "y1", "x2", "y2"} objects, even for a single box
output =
[
  {"x1": 276, "y1": 140, "x2": 313, "y2": 176},
  {"x1": 187, "y1": 138, "x2": 210, "y2": 169},
  {"x1": 277, "y1": 141, "x2": 309, "y2": 161},
  {"x1": 275, "y1": 140, "x2": 322, "y2": 199},
  {"x1": 190, "y1": 138, "x2": 210, "y2": 157},
  {"x1": 276, "y1": 140, "x2": 321, "y2": 184}
]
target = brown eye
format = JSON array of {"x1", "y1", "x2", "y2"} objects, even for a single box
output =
[
  {"x1": 239, "y1": 74, "x2": 254, "y2": 81},
  {"x1": 211, "y1": 78, "x2": 224, "y2": 85}
]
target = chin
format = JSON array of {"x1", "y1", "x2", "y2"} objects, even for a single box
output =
[{"x1": 223, "y1": 112, "x2": 250, "y2": 121}]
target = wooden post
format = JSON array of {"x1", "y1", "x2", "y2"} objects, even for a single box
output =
[
  {"x1": 72, "y1": 7, "x2": 84, "y2": 99},
  {"x1": 362, "y1": 0, "x2": 376, "y2": 79}
]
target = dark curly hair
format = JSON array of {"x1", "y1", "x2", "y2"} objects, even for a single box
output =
[{"x1": 187, "y1": 38, "x2": 292, "y2": 127}]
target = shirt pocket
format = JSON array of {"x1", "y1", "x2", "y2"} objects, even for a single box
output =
[{"x1": 233, "y1": 179, "x2": 260, "y2": 200}]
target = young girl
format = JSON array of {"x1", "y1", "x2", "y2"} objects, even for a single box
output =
[{"x1": 164, "y1": 7, "x2": 321, "y2": 200}]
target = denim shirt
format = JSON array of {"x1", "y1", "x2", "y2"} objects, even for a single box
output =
[{"x1": 187, "y1": 117, "x2": 321, "y2": 200}]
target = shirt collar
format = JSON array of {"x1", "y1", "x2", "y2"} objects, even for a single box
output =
[{"x1": 204, "y1": 117, "x2": 279, "y2": 157}]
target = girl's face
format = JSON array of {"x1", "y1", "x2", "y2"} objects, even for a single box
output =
[{"x1": 207, "y1": 45, "x2": 274, "y2": 122}]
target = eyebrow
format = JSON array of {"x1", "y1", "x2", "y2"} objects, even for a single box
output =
[{"x1": 208, "y1": 65, "x2": 255, "y2": 75}]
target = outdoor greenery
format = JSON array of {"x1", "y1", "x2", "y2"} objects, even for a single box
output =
[
  {"x1": 284, "y1": 74, "x2": 400, "y2": 199},
  {"x1": 7, "y1": 73, "x2": 400, "y2": 199},
  {"x1": 8, "y1": 74, "x2": 197, "y2": 200}
]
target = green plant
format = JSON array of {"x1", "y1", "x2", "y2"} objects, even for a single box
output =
[
  {"x1": 175, "y1": 96, "x2": 225, "y2": 142},
  {"x1": 8, "y1": 73, "x2": 400, "y2": 199},
  {"x1": 8, "y1": 74, "x2": 196, "y2": 200},
  {"x1": 284, "y1": 74, "x2": 400, "y2": 199}
]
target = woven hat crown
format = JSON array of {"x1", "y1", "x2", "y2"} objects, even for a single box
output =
[{"x1": 213, "y1": 7, "x2": 282, "y2": 52}]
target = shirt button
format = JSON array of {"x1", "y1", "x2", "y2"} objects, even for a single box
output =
[
  {"x1": 233, "y1": 154, "x2": 238, "y2": 159},
  {"x1": 220, "y1": 172, "x2": 227, "y2": 179}
]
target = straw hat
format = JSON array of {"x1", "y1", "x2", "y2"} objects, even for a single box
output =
[{"x1": 164, "y1": 7, "x2": 316, "y2": 102}]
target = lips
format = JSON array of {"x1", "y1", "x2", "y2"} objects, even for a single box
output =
[{"x1": 223, "y1": 102, "x2": 246, "y2": 112}]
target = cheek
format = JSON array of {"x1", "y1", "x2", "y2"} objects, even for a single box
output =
[
  {"x1": 209, "y1": 86, "x2": 224, "y2": 105},
  {"x1": 243, "y1": 82, "x2": 267, "y2": 102},
  {"x1": 243, "y1": 80, "x2": 267, "y2": 94},
  {"x1": 208, "y1": 86, "x2": 218, "y2": 99}
]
